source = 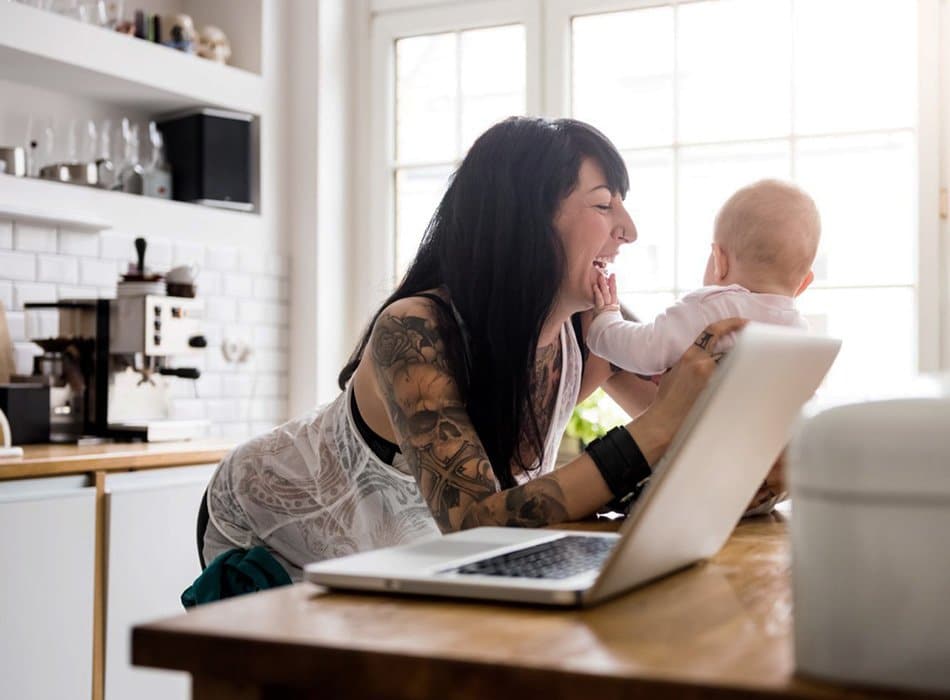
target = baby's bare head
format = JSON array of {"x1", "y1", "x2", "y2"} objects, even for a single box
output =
[{"x1": 714, "y1": 179, "x2": 821, "y2": 292}]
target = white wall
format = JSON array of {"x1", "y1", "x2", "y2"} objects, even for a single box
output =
[
  {"x1": 0, "y1": 215, "x2": 290, "y2": 439},
  {"x1": 282, "y1": 0, "x2": 365, "y2": 413}
]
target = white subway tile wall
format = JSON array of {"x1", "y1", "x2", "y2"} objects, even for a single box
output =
[
  {"x1": 0, "y1": 219, "x2": 290, "y2": 441},
  {"x1": 37, "y1": 254, "x2": 79, "y2": 284},
  {"x1": 13, "y1": 281, "x2": 57, "y2": 308},
  {"x1": 14, "y1": 223, "x2": 57, "y2": 252},
  {"x1": 58, "y1": 229, "x2": 98, "y2": 257},
  {"x1": 0, "y1": 221, "x2": 12, "y2": 248},
  {"x1": 0, "y1": 249, "x2": 37, "y2": 281}
]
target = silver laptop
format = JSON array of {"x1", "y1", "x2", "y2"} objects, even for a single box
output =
[{"x1": 305, "y1": 323, "x2": 841, "y2": 607}]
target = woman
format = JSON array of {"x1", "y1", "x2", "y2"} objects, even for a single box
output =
[{"x1": 200, "y1": 117, "x2": 758, "y2": 581}]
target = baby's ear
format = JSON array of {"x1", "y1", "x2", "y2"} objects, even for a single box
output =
[
  {"x1": 794, "y1": 269, "x2": 815, "y2": 297},
  {"x1": 712, "y1": 242, "x2": 729, "y2": 281}
]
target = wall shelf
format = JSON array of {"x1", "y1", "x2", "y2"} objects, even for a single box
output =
[
  {"x1": 0, "y1": 174, "x2": 261, "y2": 247},
  {"x1": 0, "y1": 198, "x2": 111, "y2": 233},
  {"x1": 0, "y1": 1, "x2": 263, "y2": 116}
]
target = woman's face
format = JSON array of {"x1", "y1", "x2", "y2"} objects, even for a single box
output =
[{"x1": 553, "y1": 158, "x2": 637, "y2": 313}]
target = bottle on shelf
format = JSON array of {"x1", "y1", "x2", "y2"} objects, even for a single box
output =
[
  {"x1": 142, "y1": 121, "x2": 172, "y2": 199},
  {"x1": 118, "y1": 118, "x2": 143, "y2": 194}
]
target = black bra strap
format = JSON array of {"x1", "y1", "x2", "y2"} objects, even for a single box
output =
[{"x1": 350, "y1": 388, "x2": 400, "y2": 464}]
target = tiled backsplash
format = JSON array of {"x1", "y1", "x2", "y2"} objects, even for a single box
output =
[{"x1": 0, "y1": 218, "x2": 290, "y2": 440}]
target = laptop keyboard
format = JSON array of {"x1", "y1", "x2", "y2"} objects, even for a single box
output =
[{"x1": 452, "y1": 536, "x2": 616, "y2": 580}]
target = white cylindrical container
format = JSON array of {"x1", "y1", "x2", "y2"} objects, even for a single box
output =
[{"x1": 790, "y1": 399, "x2": 950, "y2": 694}]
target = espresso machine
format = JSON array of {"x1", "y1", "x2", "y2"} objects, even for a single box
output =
[{"x1": 24, "y1": 295, "x2": 208, "y2": 442}]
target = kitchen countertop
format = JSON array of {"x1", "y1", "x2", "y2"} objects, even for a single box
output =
[{"x1": 0, "y1": 440, "x2": 236, "y2": 480}]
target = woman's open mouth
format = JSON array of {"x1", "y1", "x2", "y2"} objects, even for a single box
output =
[{"x1": 592, "y1": 256, "x2": 615, "y2": 278}]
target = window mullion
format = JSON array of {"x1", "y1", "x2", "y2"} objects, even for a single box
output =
[
  {"x1": 671, "y1": 0, "x2": 680, "y2": 298},
  {"x1": 789, "y1": 0, "x2": 797, "y2": 182}
]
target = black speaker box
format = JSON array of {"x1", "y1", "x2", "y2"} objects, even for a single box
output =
[{"x1": 157, "y1": 109, "x2": 254, "y2": 211}]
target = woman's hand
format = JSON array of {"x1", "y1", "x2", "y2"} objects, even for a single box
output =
[{"x1": 626, "y1": 317, "x2": 748, "y2": 465}]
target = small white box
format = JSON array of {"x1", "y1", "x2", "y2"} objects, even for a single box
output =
[{"x1": 790, "y1": 398, "x2": 950, "y2": 694}]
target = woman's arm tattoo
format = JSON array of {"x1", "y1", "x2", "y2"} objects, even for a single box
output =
[
  {"x1": 371, "y1": 311, "x2": 571, "y2": 531},
  {"x1": 463, "y1": 476, "x2": 569, "y2": 528},
  {"x1": 372, "y1": 312, "x2": 495, "y2": 530}
]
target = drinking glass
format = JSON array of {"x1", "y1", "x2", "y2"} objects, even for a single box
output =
[
  {"x1": 51, "y1": 0, "x2": 86, "y2": 21},
  {"x1": 80, "y1": 119, "x2": 97, "y2": 162},
  {"x1": 80, "y1": 0, "x2": 106, "y2": 25}
]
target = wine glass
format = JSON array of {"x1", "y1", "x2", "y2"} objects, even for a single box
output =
[
  {"x1": 81, "y1": 119, "x2": 98, "y2": 163},
  {"x1": 25, "y1": 115, "x2": 55, "y2": 175}
]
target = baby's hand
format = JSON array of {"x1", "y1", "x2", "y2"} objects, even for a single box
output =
[{"x1": 592, "y1": 273, "x2": 620, "y2": 317}]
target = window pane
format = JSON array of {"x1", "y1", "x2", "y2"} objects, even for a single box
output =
[
  {"x1": 794, "y1": 0, "x2": 916, "y2": 134},
  {"x1": 460, "y1": 25, "x2": 526, "y2": 155},
  {"x1": 572, "y1": 7, "x2": 674, "y2": 149},
  {"x1": 796, "y1": 132, "x2": 916, "y2": 287},
  {"x1": 678, "y1": 0, "x2": 791, "y2": 143},
  {"x1": 796, "y1": 287, "x2": 916, "y2": 403},
  {"x1": 619, "y1": 149, "x2": 674, "y2": 292},
  {"x1": 396, "y1": 33, "x2": 457, "y2": 163},
  {"x1": 676, "y1": 141, "x2": 791, "y2": 288},
  {"x1": 395, "y1": 165, "x2": 454, "y2": 279}
]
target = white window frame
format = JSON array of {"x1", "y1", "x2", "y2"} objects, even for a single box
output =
[
  {"x1": 363, "y1": 0, "x2": 945, "y2": 373},
  {"x1": 359, "y1": 0, "x2": 541, "y2": 325}
]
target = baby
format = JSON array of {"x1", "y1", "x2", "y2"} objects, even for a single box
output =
[{"x1": 588, "y1": 179, "x2": 821, "y2": 375}]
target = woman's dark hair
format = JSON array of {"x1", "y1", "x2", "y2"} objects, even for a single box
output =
[{"x1": 339, "y1": 117, "x2": 629, "y2": 489}]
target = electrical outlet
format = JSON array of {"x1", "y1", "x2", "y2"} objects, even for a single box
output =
[{"x1": 222, "y1": 338, "x2": 253, "y2": 364}]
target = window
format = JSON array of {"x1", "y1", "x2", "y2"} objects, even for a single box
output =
[
  {"x1": 394, "y1": 25, "x2": 527, "y2": 277},
  {"x1": 571, "y1": 0, "x2": 931, "y2": 402},
  {"x1": 369, "y1": 0, "x2": 942, "y2": 404}
]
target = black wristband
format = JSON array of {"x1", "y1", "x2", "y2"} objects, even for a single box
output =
[{"x1": 586, "y1": 426, "x2": 652, "y2": 505}]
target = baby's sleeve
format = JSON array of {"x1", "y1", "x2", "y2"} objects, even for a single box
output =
[{"x1": 587, "y1": 302, "x2": 708, "y2": 374}]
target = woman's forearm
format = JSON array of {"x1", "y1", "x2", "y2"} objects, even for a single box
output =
[
  {"x1": 603, "y1": 370, "x2": 658, "y2": 419},
  {"x1": 461, "y1": 452, "x2": 612, "y2": 528},
  {"x1": 461, "y1": 405, "x2": 674, "y2": 529},
  {"x1": 623, "y1": 412, "x2": 672, "y2": 466}
]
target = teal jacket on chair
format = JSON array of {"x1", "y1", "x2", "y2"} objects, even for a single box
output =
[{"x1": 181, "y1": 546, "x2": 292, "y2": 609}]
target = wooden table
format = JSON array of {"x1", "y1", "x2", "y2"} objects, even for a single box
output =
[{"x1": 132, "y1": 514, "x2": 923, "y2": 700}]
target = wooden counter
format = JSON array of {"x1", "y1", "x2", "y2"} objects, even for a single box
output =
[
  {"x1": 0, "y1": 440, "x2": 234, "y2": 480},
  {"x1": 131, "y1": 515, "x2": 925, "y2": 700}
]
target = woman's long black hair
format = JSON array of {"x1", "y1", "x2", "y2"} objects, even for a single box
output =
[{"x1": 339, "y1": 117, "x2": 629, "y2": 489}]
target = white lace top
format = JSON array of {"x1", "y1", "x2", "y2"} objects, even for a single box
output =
[{"x1": 205, "y1": 320, "x2": 583, "y2": 580}]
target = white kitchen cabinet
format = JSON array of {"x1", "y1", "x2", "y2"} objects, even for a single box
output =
[
  {"x1": 104, "y1": 464, "x2": 216, "y2": 700},
  {"x1": 0, "y1": 475, "x2": 96, "y2": 700}
]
